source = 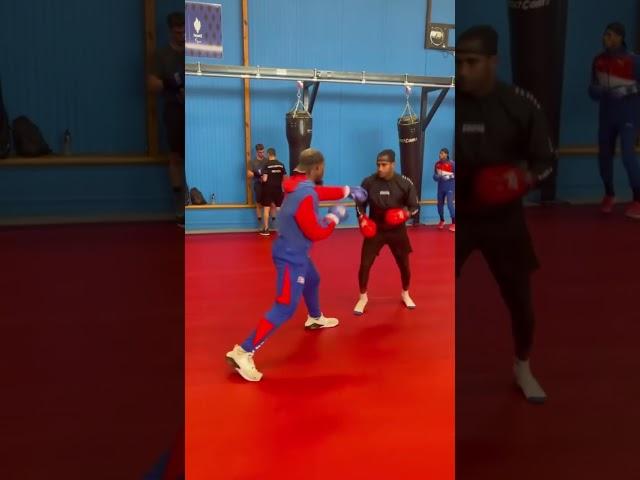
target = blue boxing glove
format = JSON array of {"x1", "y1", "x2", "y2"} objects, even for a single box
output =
[
  {"x1": 349, "y1": 186, "x2": 368, "y2": 203},
  {"x1": 325, "y1": 205, "x2": 349, "y2": 225}
]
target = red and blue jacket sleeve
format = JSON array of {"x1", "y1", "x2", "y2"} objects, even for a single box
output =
[
  {"x1": 433, "y1": 161, "x2": 441, "y2": 181},
  {"x1": 294, "y1": 195, "x2": 336, "y2": 241},
  {"x1": 313, "y1": 185, "x2": 348, "y2": 201},
  {"x1": 283, "y1": 176, "x2": 347, "y2": 200}
]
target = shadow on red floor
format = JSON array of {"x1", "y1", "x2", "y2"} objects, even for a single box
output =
[
  {"x1": 0, "y1": 223, "x2": 184, "y2": 480},
  {"x1": 456, "y1": 206, "x2": 640, "y2": 479},
  {"x1": 186, "y1": 227, "x2": 454, "y2": 480}
]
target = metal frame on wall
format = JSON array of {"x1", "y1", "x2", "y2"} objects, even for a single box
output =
[
  {"x1": 186, "y1": 62, "x2": 454, "y2": 206},
  {"x1": 185, "y1": 63, "x2": 454, "y2": 89},
  {"x1": 425, "y1": 0, "x2": 455, "y2": 52}
]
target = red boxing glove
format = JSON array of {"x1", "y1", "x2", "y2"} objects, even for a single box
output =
[
  {"x1": 473, "y1": 165, "x2": 532, "y2": 205},
  {"x1": 358, "y1": 214, "x2": 377, "y2": 238},
  {"x1": 384, "y1": 208, "x2": 410, "y2": 226}
]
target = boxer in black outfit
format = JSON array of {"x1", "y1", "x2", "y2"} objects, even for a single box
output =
[
  {"x1": 353, "y1": 149, "x2": 420, "y2": 314},
  {"x1": 456, "y1": 25, "x2": 554, "y2": 403}
]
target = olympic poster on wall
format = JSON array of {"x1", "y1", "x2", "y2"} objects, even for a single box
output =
[{"x1": 185, "y1": 2, "x2": 222, "y2": 58}]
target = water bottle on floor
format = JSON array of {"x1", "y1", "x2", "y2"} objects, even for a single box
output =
[{"x1": 63, "y1": 129, "x2": 72, "y2": 156}]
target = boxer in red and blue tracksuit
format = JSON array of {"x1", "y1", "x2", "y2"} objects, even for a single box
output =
[
  {"x1": 589, "y1": 22, "x2": 640, "y2": 219},
  {"x1": 226, "y1": 148, "x2": 367, "y2": 381},
  {"x1": 433, "y1": 147, "x2": 455, "y2": 230}
]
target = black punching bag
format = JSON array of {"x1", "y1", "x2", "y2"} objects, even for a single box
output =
[
  {"x1": 286, "y1": 111, "x2": 312, "y2": 173},
  {"x1": 398, "y1": 115, "x2": 423, "y2": 216},
  {"x1": 508, "y1": 0, "x2": 567, "y2": 202}
]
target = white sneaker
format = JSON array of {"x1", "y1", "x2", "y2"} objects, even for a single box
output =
[
  {"x1": 514, "y1": 359, "x2": 546, "y2": 404},
  {"x1": 225, "y1": 345, "x2": 263, "y2": 382},
  {"x1": 353, "y1": 294, "x2": 368, "y2": 315},
  {"x1": 401, "y1": 290, "x2": 416, "y2": 309},
  {"x1": 304, "y1": 314, "x2": 339, "y2": 329}
]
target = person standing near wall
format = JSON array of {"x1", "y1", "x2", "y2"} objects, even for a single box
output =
[
  {"x1": 148, "y1": 12, "x2": 186, "y2": 226},
  {"x1": 258, "y1": 148, "x2": 286, "y2": 236},
  {"x1": 588, "y1": 22, "x2": 640, "y2": 219},
  {"x1": 247, "y1": 143, "x2": 267, "y2": 227},
  {"x1": 433, "y1": 147, "x2": 456, "y2": 232}
]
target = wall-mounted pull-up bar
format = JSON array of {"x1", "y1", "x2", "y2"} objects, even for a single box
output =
[
  {"x1": 187, "y1": 62, "x2": 454, "y2": 216},
  {"x1": 185, "y1": 62, "x2": 454, "y2": 131},
  {"x1": 185, "y1": 63, "x2": 455, "y2": 90}
]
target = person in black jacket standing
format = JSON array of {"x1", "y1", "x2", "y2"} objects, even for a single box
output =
[
  {"x1": 148, "y1": 12, "x2": 186, "y2": 225},
  {"x1": 456, "y1": 26, "x2": 554, "y2": 404},
  {"x1": 353, "y1": 149, "x2": 420, "y2": 315}
]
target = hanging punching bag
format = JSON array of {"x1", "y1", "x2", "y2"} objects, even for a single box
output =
[
  {"x1": 508, "y1": 0, "x2": 568, "y2": 202},
  {"x1": 286, "y1": 111, "x2": 312, "y2": 173},
  {"x1": 398, "y1": 114, "x2": 423, "y2": 216}
]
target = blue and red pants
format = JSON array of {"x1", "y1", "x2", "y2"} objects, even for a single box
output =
[{"x1": 241, "y1": 249, "x2": 321, "y2": 352}]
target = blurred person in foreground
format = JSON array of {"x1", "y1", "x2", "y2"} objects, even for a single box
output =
[{"x1": 455, "y1": 25, "x2": 555, "y2": 404}]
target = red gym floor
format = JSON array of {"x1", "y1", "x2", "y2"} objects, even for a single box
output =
[
  {"x1": 4, "y1": 206, "x2": 636, "y2": 478},
  {"x1": 456, "y1": 205, "x2": 640, "y2": 479},
  {"x1": 0, "y1": 223, "x2": 183, "y2": 479},
  {"x1": 186, "y1": 227, "x2": 455, "y2": 480}
]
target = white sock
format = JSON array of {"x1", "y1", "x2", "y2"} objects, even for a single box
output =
[
  {"x1": 401, "y1": 290, "x2": 416, "y2": 308},
  {"x1": 353, "y1": 293, "x2": 368, "y2": 315},
  {"x1": 514, "y1": 359, "x2": 547, "y2": 404}
]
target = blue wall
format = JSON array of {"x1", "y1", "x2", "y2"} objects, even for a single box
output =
[
  {"x1": 0, "y1": 1, "x2": 181, "y2": 223},
  {"x1": 456, "y1": 0, "x2": 637, "y2": 201},
  {"x1": 0, "y1": 163, "x2": 175, "y2": 223},
  {"x1": 0, "y1": 0, "x2": 184, "y2": 155},
  {"x1": 0, "y1": 0, "x2": 148, "y2": 154},
  {"x1": 186, "y1": 0, "x2": 455, "y2": 230}
]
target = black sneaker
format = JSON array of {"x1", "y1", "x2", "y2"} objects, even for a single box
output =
[{"x1": 259, "y1": 228, "x2": 270, "y2": 236}]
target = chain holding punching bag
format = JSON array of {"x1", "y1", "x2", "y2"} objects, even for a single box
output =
[
  {"x1": 397, "y1": 86, "x2": 423, "y2": 222},
  {"x1": 508, "y1": 0, "x2": 567, "y2": 202},
  {"x1": 286, "y1": 81, "x2": 312, "y2": 173}
]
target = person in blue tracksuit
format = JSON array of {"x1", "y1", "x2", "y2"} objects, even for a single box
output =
[
  {"x1": 225, "y1": 148, "x2": 368, "y2": 382},
  {"x1": 588, "y1": 21, "x2": 640, "y2": 219},
  {"x1": 433, "y1": 147, "x2": 455, "y2": 231}
]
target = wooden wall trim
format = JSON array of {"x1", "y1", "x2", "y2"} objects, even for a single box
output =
[
  {"x1": 242, "y1": 0, "x2": 253, "y2": 205},
  {"x1": 0, "y1": 155, "x2": 167, "y2": 167},
  {"x1": 558, "y1": 145, "x2": 640, "y2": 156}
]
